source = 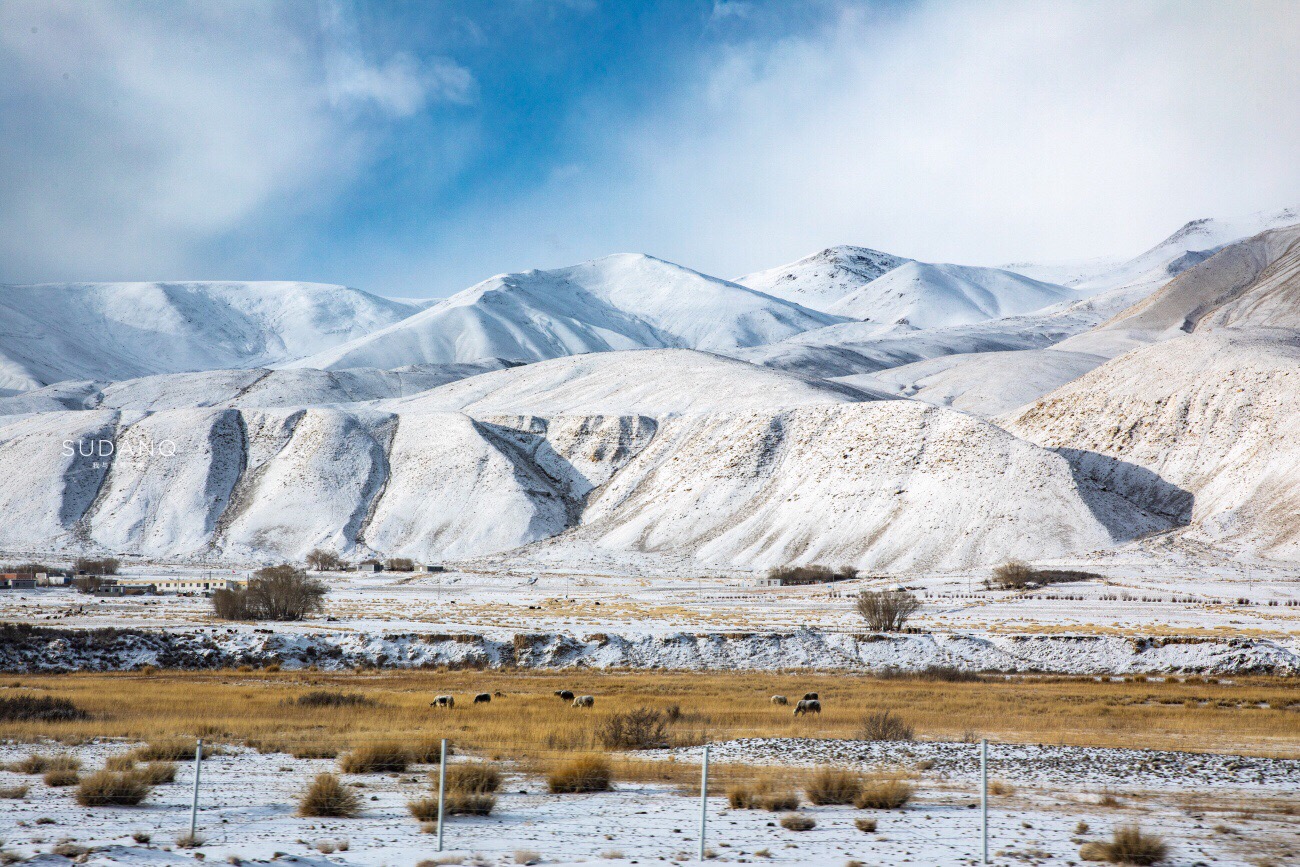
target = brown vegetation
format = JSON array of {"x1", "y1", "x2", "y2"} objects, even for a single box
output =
[
  {"x1": 0, "y1": 695, "x2": 87, "y2": 723},
  {"x1": 1, "y1": 669, "x2": 1296, "y2": 761},
  {"x1": 596, "y1": 708, "x2": 669, "y2": 750},
  {"x1": 1079, "y1": 825, "x2": 1168, "y2": 865},
  {"x1": 212, "y1": 565, "x2": 327, "y2": 621},
  {"x1": 856, "y1": 589, "x2": 920, "y2": 631},
  {"x1": 298, "y1": 773, "x2": 360, "y2": 817},
  {"x1": 854, "y1": 777, "x2": 914, "y2": 809},
  {"x1": 76, "y1": 771, "x2": 150, "y2": 806},
  {"x1": 546, "y1": 755, "x2": 613, "y2": 793},
  {"x1": 803, "y1": 767, "x2": 863, "y2": 805},
  {"x1": 779, "y1": 813, "x2": 815, "y2": 831},
  {"x1": 860, "y1": 709, "x2": 914, "y2": 741},
  {"x1": 339, "y1": 742, "x2": 409, "y2": 774}
]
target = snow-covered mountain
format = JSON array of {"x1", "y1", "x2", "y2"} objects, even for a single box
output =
[
  {"x1": 735, "y1": 246, "x2": 909, "y2": 310},
  {"x1": 0, "y1": 281, "x2": 419, "y2": 392},
  {"x1": 825, "y1": 261, "x2": 1073, "y2": 327},
  {"x1": 291, "y1": 254, "x2": 845, "y2": 371}
]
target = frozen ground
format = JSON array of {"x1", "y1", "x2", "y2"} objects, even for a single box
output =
[
  {"x1": 2, "y1": 556, "x2": 1298, "y2": 674},
  {"x1": 0, "y1": 740, "x2": 1295, "y2": 867}
]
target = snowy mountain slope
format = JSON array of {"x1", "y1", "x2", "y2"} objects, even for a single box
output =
[
  {"x1": 0, "y1": 281, "x2": 419, "y2": 392},
  {"x1": 826, "y1": 261, "x2": 1073, "y2": 327},
  {"x1": 1003, "y1": 330, "x2": 1300, "y2": 560},
  {"x1": 291, "y1": 254, "x2": 845, "y2": 371},
  {"x1": 1004, "y1": 207, "x2": 1300, "y2": 292},
  {"x1": 734, "y1": 246, "x2": 909, "y2": 311},
  {"x1": 382, "y1": 349, "x2": 882, "y2": 417},
  {"x1": 564, "y1": 402, "x2": 1164, "y2": 572},
  {"x1": 0, "y1": 360, "x2": 513, "y2": 416},
  {"x1": 0, "y1": 396, "x2": 1162, "y2": 568},
  {"x1": 840, "y1": 348, "x2": 1107, "y2": 417}
]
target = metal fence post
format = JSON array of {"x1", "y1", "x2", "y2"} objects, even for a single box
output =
[
  {"x1": 190, "y1": 738, "x2": 203, "y2": 840},
  {"x1": 698, "y1": 745, "x2": 710, "y2": 862},
  {"x1": 436, "y1": 739, "x2": 448, "y2": 852},
  {"x1": 980, "y1": 738, "x2": 988, "y2": 864}
]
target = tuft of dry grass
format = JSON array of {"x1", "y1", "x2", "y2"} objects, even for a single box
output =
[
  {"x1": 338, "y1": 742, "x2": 409, "y2": 774},
  {"x1": 1079, "y1": 825, "x2": 1169, "y2": 865},
  {"x1": 804, "y1": 767, "x2": 862, "y2": 805},
  {"x1": 547, "y1": 755, "x2": 613, "y2": 793},
  {"x1": 7, "y1": 754, "x2": 51, "y2": 774},
  {"x1": 855, "y1": 817, "x2": 877, "y2": 833},
  {"x1": 131, "y1": 740, "x2": 205, "y2": 763},
  {"x1": 0, "y1": 785, "x2": 29, "y2": 799},
  {"x1": 727, "y1": 776, "x2": 800, "y2": 811},
  {"x1": 76, "y1": 771, "x2": 150, "y2": 807},
  {"x1": 779, "y1": 813, "x2": 815, "y2": 831},
  {"x1": 988, "y1": 780, "x2": 1015, "y2": 796},
  {"x1": 445, "y1": 762, "x2": 501, "y2": 794},
  {"x1": 444, "y1": 792, "x2": 496, "y2": 816},
  {"x1": 104, "y1": 754, "x2": 136, "y2": 772},
  {"x1": 134, "y1": 762, "x2": 177, "y2": 785},
  {"x1": 406, "y1": 797, "x2": 440, "y2": 822},
  {"x1": 298, "y1": 773, "x2": 360, "y2": 818},
  {"x1": 42, "y1": 768, "x2": 80, "y2": 787},
  {"x1": 406, "y1": 737, "x2": 446, "y2": 764},
  {"x1": 854, "y1": 777, "x2": 913, "y2": 810}
]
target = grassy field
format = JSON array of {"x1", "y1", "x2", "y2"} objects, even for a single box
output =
[{"x1": 2, "y1": 669, "x2": 1297, "y2": 759}]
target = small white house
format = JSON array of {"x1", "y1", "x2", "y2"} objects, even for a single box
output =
[{"x1": 117, "y1": 577, "x2": 244, "y2": 595}]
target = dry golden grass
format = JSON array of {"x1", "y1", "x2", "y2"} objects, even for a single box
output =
[
  {"x1": 0, "y1": 669, "x2": 1296, "y2": 760},
  {"x1": 298, "y1": 773, "x2": 359, "y2": 817},
  {"x1": 444, "y1": 762, "x2": 501, "y2": 794},
  {"x1": 75, "y1": 770, "x2": 150, "y2": 806},
  {"x1": 854, "y1": 777, "x2": 913, "y2": 809},
  {"x1": 546, "y1": 754, "x2": 612, "y2": 793},
  {"x1": 338, "y1": 742, "x2": 409, "y2": 774},
  {"x1": 134, "y1": 761, "x2": 177, "y2": 785},
  {"x1": 803, "y1": 767, "x2": 863, "y2": 805}
]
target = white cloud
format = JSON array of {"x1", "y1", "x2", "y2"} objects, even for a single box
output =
[
  {"x1": 407, "y1": 0, "x2": 1300, "y2": 290},
  {"x1": 0, "y1": 0, "x2": 472, "y2": 283}
]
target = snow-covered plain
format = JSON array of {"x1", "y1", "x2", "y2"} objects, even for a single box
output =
[{"x1": 0, "y1": 739, "x2": 1295, "y2": 867}]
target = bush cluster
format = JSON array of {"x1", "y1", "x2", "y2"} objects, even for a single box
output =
[
  {"x1": 0, "y1": 696, "x2": 87, "y2": 723},
  {"x1": 212, "y1": 565, "x2": 327, "y2": 621},
  {"x1": 546, "y1": 755, "x2": 613, "y2": 794},
  {"x1": 856, "y1": 590, "x2": 921, "y2": 631},
  {"x1": 596, "y1": 708, "x2": 670, "y2": 750}
]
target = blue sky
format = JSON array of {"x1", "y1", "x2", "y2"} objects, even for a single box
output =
[{"x1": 2, "y1": 1, "x2": 1299, "y2": 298}]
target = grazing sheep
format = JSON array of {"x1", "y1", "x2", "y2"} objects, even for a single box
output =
[
  {"x1": 473, "y1": 693, "x2": 491, "y2": 704},
  {"x1": 802, "y1": 692, "x2": 819, "y2": 701},
  {"x1": 572, "y1": 695, "x2": 595, "y2": 708},
  {"x1": 770, "y1": 695, "x2": 789, "y2": 706},
  {"x1": 794, "y1": 699, "x2": 821, "y2": 716},
  {"x1": 556, "y1": 690, "x2": 575, "y2": 702},
  {"x1": 431, "y1": 695, "x2": 455, "y2": 709}
]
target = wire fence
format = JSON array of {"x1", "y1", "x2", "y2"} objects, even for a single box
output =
[{"x1": 3, "y1": 730, "x2": 1297, "y2": 864}]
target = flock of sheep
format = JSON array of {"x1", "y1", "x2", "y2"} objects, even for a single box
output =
[{"x1": 429, "y1": 690, "x2": 822, "y2": 714}]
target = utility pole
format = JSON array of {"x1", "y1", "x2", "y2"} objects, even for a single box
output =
[{"x1": 698, "y1": 745, "x2": 710, "y2": 862}]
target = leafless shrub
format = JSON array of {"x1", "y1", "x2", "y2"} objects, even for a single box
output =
[
  {"x1": 860, "y1": 709, "x2": 914, "y2": 741},
  {"x1": 766, "y1": 565, "x2": 858, "y2": 584},
  {"x1": 213, "y1": 565, "x2": 327, "y2": 622},
  {"x1": 0, "y1": 696, "x2": 87, "y2": 723},
  {"x1": 305, "y1": 549, "x2": 343, "y2": 572},
  {"x1": 293, "y1": 691, "x2": 374, "y2": 708},
  {"x1": 779, "y1": 813, "x2": 815, "y2": 831},
  {"x1": 74, "y1": 557, "x2": 119, "y2": 576},
  {"x1": 856, "y1": 590, "x2": 920, "y2": 631},
  {"x1": 596, "y1": 708, "x2": 669, "y2": 750},
  {"x1": 384, "y1": 558, "x2": 415, "y2": 572},
  {"x1": 298, "y1": 773, "x2": 360, "y2": 818}
]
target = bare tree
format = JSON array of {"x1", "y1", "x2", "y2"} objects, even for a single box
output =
[
  {"x1": 212, "y1": 565, "x2": 327, "y2": 621},
  {"x1": 305, "y1": 549, "x2": 343, "y2": 572},
  {"x1": 383, "y1": 557, "x2": 415, "y2": 572},
  {"x1": 855, "y1": 589, "x2": 920, "y2": 632},
  {"x1": 988, "y1": 560, "x2": 1034, "y2": 590}
]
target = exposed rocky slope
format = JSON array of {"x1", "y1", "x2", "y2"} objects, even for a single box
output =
[
  {"x1": 1, "y1": 624, "x2": 1295, "y2": 675},
  {"x1": 1003, "y1": 330, "x2": 1300, "y2": 559}
]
